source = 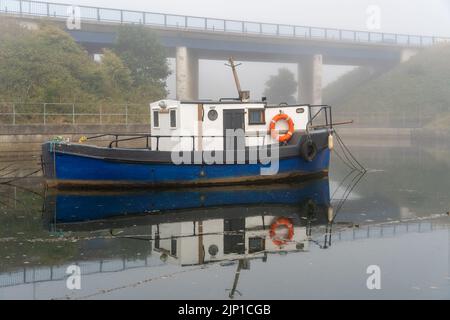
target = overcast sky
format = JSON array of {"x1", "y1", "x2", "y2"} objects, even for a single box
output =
[{"x1": 65, "y1": 0, "x2": 450, "y2": 99}]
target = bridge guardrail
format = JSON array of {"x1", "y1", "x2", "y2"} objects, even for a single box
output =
[{"x1": 1, "y1": 0, "x2": 449, "y2": 47}]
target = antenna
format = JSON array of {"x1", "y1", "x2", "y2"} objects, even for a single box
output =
[{"x1": 225, "y1": 57, "x2": 250, "y2": 101}]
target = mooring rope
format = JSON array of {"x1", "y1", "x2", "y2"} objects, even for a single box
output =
[
  {"x1": 0, "y1": 169, "x2": 42, "y2": 185},
  {"x1": 333, "y1": 129, "x2": 366, "y2": 172}
]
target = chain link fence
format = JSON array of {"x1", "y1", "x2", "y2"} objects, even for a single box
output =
[
  {"x1": 0, "y1": 102, "x2": 150, "y2": 125},
  {"x1": 333, "y1": 111, "x2": 437, "y2": 128}
]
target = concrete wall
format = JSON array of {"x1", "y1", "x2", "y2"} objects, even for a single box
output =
[{"x1": 0, "y1": 124, "x2": 151, "y2": 158}]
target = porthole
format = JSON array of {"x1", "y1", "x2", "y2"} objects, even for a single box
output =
[
  {"x1": 208, "y1": 109, "x2": 218, "y2": 121},
  {"x1": 296, "y1": 108, "x2": 305, "y2": 114},
  {"x1": 208, "y1": 244, "x2": 219, "y2": 256}
]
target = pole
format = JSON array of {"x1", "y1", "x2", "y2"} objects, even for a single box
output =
[{"x1": 228, "y1": 57, "x2": 242, "y2": 96}]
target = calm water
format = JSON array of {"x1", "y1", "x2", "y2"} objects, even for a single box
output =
[{"x1": 0, "y1": 143, "x2": 449, "y2": 300}]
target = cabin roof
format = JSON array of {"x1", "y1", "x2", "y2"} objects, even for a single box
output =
[
  {"x1": 150, "y1": 99, "x2": 313, "y2": 110},
  {"x1": 179, "y1": 100, "x2": 267, "y2": 105}
]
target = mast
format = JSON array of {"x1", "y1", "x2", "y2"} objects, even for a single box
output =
[
  {"x1": 228, "y1": 57, "x2": 242, "y2": 94},
  {"x1": 228, "y1": 259, "x2": 244, "y2": 299},
  {"x1": 226, "y1": 57, "x2": 250, "y2": 101}
]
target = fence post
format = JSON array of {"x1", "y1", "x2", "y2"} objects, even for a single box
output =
[
  {"x1": 12, "y1": 103, "x2": 16, "y2": 125},
  {"x1": 19, "y1": 0, "x2": 22, "y2": 15},
  {"x1": 72, "y1": 103, "x2": 75, "y2": 125},
  {"x1": 142, "y1": 12, "x2": 145, "y2": 24},
  {"x1": 47, "y1": 2, "x2": 50, "y2": 16},
  {"x1": 125, "y1": 104, "x2": 128, "y2": 125},
  {"x1": 43, "y1": 103, "x2": 46, "y2": 125}
]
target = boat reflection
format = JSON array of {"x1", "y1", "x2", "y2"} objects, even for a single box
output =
[{"x1": 43, "y1": 178, "x2": 333, "y2": 298}]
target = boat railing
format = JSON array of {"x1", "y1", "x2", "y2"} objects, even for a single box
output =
[
  {"x1": 106, "y1": 133, "x2": 272, "y2": 150},
  {"x1": 84, "y1": 131, "x2": 297, "y2": 150},
  {"x1": 308, "y1": 105, "x2": 333, "y2": 130}
]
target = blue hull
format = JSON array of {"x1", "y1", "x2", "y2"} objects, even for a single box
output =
[
  {"x1": 45, "y1": 178, "x2": 330, "y2": 224},
  {"x1": 47, "y1": 149, "x2": 330, "y2": 187}
]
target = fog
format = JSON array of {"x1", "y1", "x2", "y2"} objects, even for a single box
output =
[
  {"x1": 65, "y1": 1, "x2": 449, "y2": 100},
  {"x1": 70, "y1": 0, "x2": 450, "y2": 36}
]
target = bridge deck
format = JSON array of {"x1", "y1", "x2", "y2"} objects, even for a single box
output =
[{"x1": 1, "y1": 0, "x2": 448, "y2": 49}]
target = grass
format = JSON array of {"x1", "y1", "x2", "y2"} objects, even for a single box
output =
[{"x1": 323, "y1": 44, "x2": 450, "y2": 128}]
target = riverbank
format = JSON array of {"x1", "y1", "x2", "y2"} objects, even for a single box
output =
[
  {"x1": 1, "y1": 125, "x2": 448, "y2": 160},
  {"x1": 0, "y1": 124, "x2": 150, "y2": 160}
]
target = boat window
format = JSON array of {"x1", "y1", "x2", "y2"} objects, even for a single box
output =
[
  {"x1": 248, "y1": 109, "x2": 265, "y2": 125},
  {"x1": 171, "y1": 237, "x2": 177, "y2": 256},
  {"x1": 155, "y1": 233, "x2": 160, "y2": 249},
  {"x1": 170, "y1": 109, "x2": 177, "y2": 128},
  {"x1": 249, "y1": 237, "x2": 265, "y2": 253},
  {"x1": 153, "y1": 110, "x2": 159, "y2": 128}
]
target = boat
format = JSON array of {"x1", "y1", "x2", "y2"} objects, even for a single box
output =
[
  {"x1": 44, "y1": 179, "x2": 332, "y2": 261},
  {"x1": 41, "y1": 58, "x2": 335, "y2": 189},
  {"x1": 43, "y1": 179, "x2": 333, "y2": 298}
]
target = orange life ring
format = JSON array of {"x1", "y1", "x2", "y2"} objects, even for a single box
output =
[
  {"x1": 270, "y1": 217, "x2": 295, "y2": 246},
  {"x1": 270, "y1": 114, "x2": 295, "y2": 143}
]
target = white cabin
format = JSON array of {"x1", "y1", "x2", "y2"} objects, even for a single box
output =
[
  {"x1": 149, "y1": 100, "x2": 311, "y2": 152},
  {"x1": 151, "y1": 216, "x2": 308, "y2": 266}
]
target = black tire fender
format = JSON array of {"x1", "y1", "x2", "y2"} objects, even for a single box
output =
[{"x1": 300, "y1": 140, "x2": 318, "y2": 162}]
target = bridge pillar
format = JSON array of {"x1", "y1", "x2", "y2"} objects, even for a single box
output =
[
  {"x1": 400, "y1": 49, "x2": 418, "y2": 63},
  {"x1": 298, "y1": 54, "x2": 323, "y2": 105},
  {"x1": 176, "y1": 47, "x2": 199, "y2": 101}
]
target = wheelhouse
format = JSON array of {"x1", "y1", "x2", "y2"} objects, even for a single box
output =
[{"x1": 150, "y1": 99, "x2": 331, "y2": 152}]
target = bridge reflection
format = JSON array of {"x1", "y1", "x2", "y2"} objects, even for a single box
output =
[{"x1": 1, "y1": 175, "x2": 446, "y2": 292}]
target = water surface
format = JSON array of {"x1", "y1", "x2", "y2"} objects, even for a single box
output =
[{"x1": 0, "y1": 143, "x2": 449, "y2": 300}]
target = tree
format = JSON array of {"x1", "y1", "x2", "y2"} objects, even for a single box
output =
[
  {"x1": 0, "y1": 21, "x2": 170, "y2": 104},
  {"x1": 113, "y1": 25, "x2": 171, "y2": 102},
  {"x1": 99, "y1": 49, "x2": 132, "y2": 100},
  {"x1": 0, "y1": 21, "x2": 103, "y2": 103},
  {"x1": 263, "y1": 68, "x2": 298, "y2": 105}
]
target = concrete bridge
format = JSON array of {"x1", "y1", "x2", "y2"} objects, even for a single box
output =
[{"x1": 1, "y1": 0, "x2": 448, "y2": 103}]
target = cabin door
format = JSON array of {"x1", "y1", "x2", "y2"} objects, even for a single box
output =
[{"x1": 223, "y1": 109, "x2": 245, "y2": 151}]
